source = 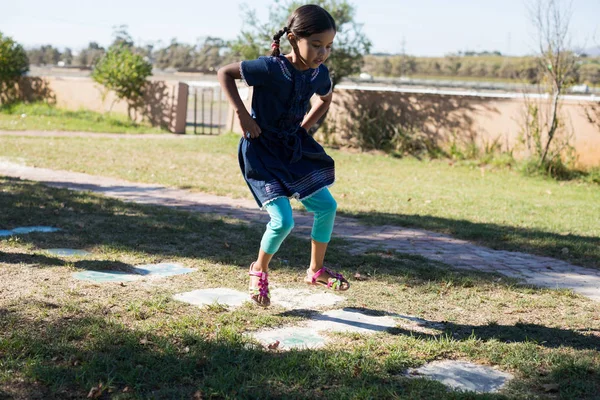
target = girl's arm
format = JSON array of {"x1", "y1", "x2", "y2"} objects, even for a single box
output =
[
  {"x1": 217, "y1": 62, "x2": 262, "y2": 139},
  {"x1": 301, "y1": 91, "x2": 333, "y2": 132}
]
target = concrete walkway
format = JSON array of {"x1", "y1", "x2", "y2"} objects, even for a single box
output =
[{"x1": 1, "y1": 160, "x2": 599, "y2": 302}]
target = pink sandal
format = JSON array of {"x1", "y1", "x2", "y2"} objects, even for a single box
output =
[
  {"x1": 305, "y1": 267, "x2": 350, "y2": 291},
  {"x1": 249, "y1": 263, "x2": 270, "y2": 307}
]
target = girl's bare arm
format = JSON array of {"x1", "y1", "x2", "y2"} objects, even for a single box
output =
[
  {"x1": 301, "y1": 91, "x2": 333, "y2": 132},
  {"x1": 217, "y1": 63, "x2": 262, "y2": 138}
]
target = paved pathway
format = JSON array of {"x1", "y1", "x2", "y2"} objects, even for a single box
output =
[{"x1": 2, "y1": 160, "x2": 599, "y2": 302}]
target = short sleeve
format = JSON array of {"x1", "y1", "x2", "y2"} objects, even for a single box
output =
[
  {"x1": 240, "y1": 57, "x2": 270, "y2": 87},
  {"x1": 315, "y1": 67, "x2": 333, "y2": 96}
]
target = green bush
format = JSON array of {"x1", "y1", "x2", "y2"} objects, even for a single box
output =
[
  {"x1": 343, "y1": 104, "x2": 437, "y2": 157},
  {"x1": 0, "y1": 32, "x2": 29, "y2": 104},
  {"x1": 91, "y1": 45, "x2": 152, "y2": 119}
]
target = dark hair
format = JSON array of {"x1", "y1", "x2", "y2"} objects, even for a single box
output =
[{"x1": 271, "y1": 4, "x2": 336, "y2": 57}]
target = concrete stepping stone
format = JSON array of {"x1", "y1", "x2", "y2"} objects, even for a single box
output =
[
  {"x1": 73, "y1": 263, "x2": 195, "y2": 283},
  {"x1": 306, "y1": 308, "x2": 398, "y2": 334},
  {"x1": 406, "y1": 360, "x2": 513, "y2": 393},
  {"x1": 134, "y1": 263, "x2": 196, "y2": 277},
  {"x1": 72, "y1": 270, "x2": 141, "y2": 283},
  {"x1": 11, "y1": 226, "x2": 61, "y2": 234},
  {"x1": 250, "y1": 308, "x2": 399, "y2": 351},
  {"x1": 0, "y1": 226, "x2": 61, "y2": 236},
  {"x1": 173, "y1": 288, "x2": 248, "y2": 308},
  {"x1": 252, "y1": 327, "x2": 327, "y2": 350},
  {"x1": 46, "y1": 248, "x2": 91, "y2": 257},
  {"x1": 174, "y1": 287, "x2": 345, "y2": 310},
  {"x1": 270, "y1": 288, "x2": 344, "y2": 309}
]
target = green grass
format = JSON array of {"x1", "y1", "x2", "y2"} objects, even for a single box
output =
[
  {"x1": 0, "y1": 132, "x2": 598, "y2": 271},
  {"x1": 0, "y1": 102, "x2": 170, "y2": 134},
  {"x1": 1, "y1": 177, "x2": 600, "y2": 398}
]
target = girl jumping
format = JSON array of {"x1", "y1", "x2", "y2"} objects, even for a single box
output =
[{"x1": 217, "y1": 4, "x2": 350, "y2": 307}]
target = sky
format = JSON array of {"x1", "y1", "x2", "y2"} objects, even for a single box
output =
[{"x1": 1, "y1": 0, "x2": 598, "y2": 56}]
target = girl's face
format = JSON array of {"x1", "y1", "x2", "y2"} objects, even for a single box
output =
[{"x1": 289, "y1": 29, "x2": 336, "y2": 70}]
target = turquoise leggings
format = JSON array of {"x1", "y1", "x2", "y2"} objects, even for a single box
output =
[{"x1": 261, "y1": 188, "x2": 337, "y2": 255}]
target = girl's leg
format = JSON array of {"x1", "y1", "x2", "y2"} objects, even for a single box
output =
[
  {"x1": 249, "y1": 197, "x2": 294, "y2": 305},
  {"x1": 300, "y1": 188, "x2": 338, "y2": 277},
  {"x1": 256, "y1": 197, "x2": 295, "y2": 270}
]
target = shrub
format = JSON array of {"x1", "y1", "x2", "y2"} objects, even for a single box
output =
[
  {"x1": 0, "y1": 32, "x2": 29, "y2": 104},
  {"x1": 91, "y1": 45, "x2": 152, "y2": 119}
]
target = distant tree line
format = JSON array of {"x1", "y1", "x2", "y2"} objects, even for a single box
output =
[
  {"x1": 362, "y1": 53, "x2": 600, "y2": 85},
  {"x1": 26, "y1": 36, "x2": 239, "y2": 73},
  {"x1": 28, "y1": 41, "x2": 600, "y2": 85},
  {"x1": 23, "y1": 27, "x2": 600, "y2": 86}
]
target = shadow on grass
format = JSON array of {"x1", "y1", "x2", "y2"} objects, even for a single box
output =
[
  {"x1": 444, "y1": 321, "x2": 600, "y2": 351},
  {"x1": 2, "y1": 178, "x2": 600, "y2": 398},
  {"x1": 276, "y1": 306, "x2": 600, "y2": 352},
  {"x1": 1, "y1": 175, "x2": 598, "y2": 287},
  {"x1": 389, "y1": 321, "x2": 600, "y2": 352},
  {"x1": 3, "y1": 172, "x2": 598, "y2": 275},
  {"x1": 0, "y1": 251, "x2": 138, "y2": 275},
  {"x1": 0, "y1": 251, "x2": 64, "y2": 267},
  {"x1": 2, "y1": 305, "x2": 599, "y2": 399},
  {"x1": 340, "y1": 209, "x2": 600, "y2": 270},
  {"x1": 0, "y1": 309, "x2": 475, "y2": 400}
]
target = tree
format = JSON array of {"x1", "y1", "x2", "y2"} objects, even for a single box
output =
[
  {"x1": 26, "y1": 47, "x2": 44, "y2": 65},
  {"x1": 26, "y1": 45, "x2": 60, "y2": 66},
  {"x1": 111, "y1": 25, "x2": 134, "y2": 49},
  {"x1": 62, "y1": 48, "x2": 73, "y2": 66},
  {"x1": 153, "y1": 39, "x2": 194, "y2": 69},
  {"x1": 136, "y1": 43, "x2": 155, "y2": 64},
  {"x1": 91, "y1": 44, "x2": 152, "y2": 120},
  {"x1": 529, "y1": 0, "x2": 578, "y2": 167},
  {"x1": 0, "y1": 32, "x2": 29, "y2": 104},
  {"x1": 76, "y1": 42, "x2": 105, "y2": 67},
  {"x1": 44, "y1": 46, "x2": 60, "y2": 65},
  {"x1": 193, "y1": 37, "x2": 232, "y2": 71}
]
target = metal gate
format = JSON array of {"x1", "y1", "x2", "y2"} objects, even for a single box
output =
[{"x1": 186, "y1": 82, "x2": 228, "y2": 135}]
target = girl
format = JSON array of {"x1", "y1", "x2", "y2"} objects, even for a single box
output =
[{"x1": 217, "y1": 4, "x2": 349, "y2": 307}]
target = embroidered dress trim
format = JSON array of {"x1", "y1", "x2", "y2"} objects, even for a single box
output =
[
  {"x1": 265, "y1": 168, "x2": 334, "y2": 196},
  {"x1": 275, "y1": 57, "x2": 293, "y2": 82},
  {"x1": 262, "y1": 167, "x2": 335, "y2": 205},
  {"x1": 261, "y1": 195, "x2": 291, "y2": 209},
  {"x1": 239, "y1": 62, "x2": 249, "y2": 86},
  {"x1": 311, "y1": 67, "x2": 320, "y2": 82},
  {"x1": 261, "y1": 181, "x2": 336, "y2": 209}
]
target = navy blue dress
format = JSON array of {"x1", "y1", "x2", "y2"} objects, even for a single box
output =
[{"x1": 238, "y1": 54, "x2": 335, "y2": 208}]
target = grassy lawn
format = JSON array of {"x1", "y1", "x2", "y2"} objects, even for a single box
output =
[
  {"x1": 0, "y1": 102, "x2": 170, "y2": 134},
  {"x1": 1, "y1": 177, "x2": 600, "y2": 398},
  {"x1": 0, "y1": 132, "x2": 598, "y2": 271}
]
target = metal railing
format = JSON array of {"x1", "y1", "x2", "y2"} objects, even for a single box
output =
[{"x1": 186, "y1": 82, "x2": 228, "y2": 134}]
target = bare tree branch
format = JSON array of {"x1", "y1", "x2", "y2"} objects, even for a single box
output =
[{"x1": 527, "y1": 0, "x2": 577, "y2": 166}]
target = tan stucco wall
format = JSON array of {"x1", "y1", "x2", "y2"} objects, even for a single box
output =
[
  {"x1": 325, "y1": 90, "x2": 600, "y2": 168},
  {"x1": 20, "y1": 76, "x2": 188, "y2": 133}
]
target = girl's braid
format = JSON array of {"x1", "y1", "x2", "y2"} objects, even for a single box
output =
[{"x1": 270, "y1": 26, "x2": 289, "y2": 57}]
